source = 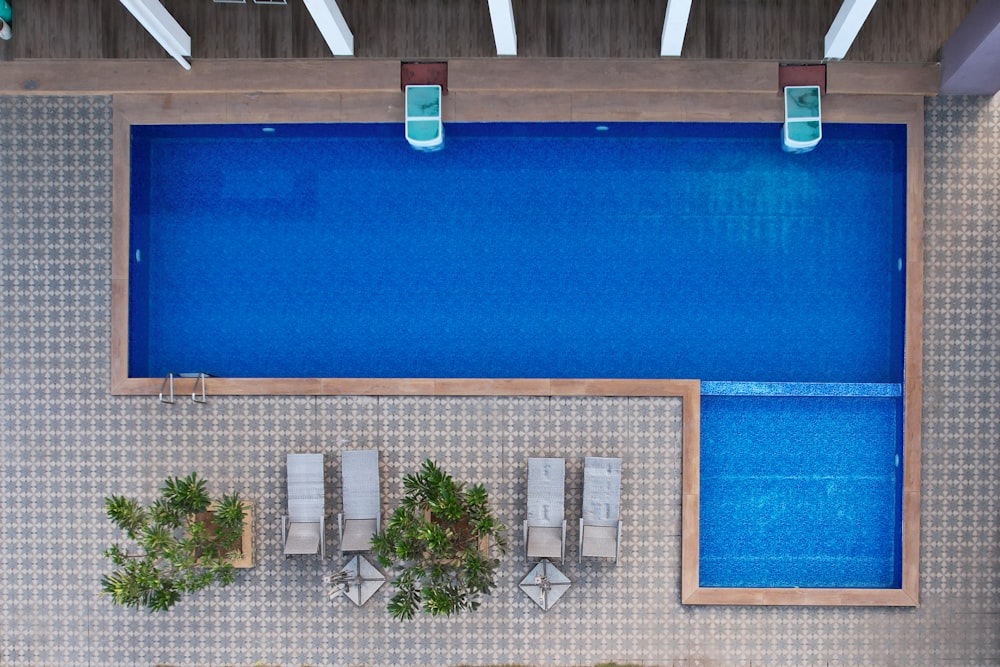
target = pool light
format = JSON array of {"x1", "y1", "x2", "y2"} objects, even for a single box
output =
[{"x1": 595, "y1": 125, "x2": 609, "y2": 132}]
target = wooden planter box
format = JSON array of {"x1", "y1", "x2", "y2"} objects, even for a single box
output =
[
  {"x1": 229, "y1": 501, "x2": 254, "y2": 569},
  {"x1": 195, "y1": 501, "x2": 255, "y2": 569},
  {"x1": 421, "y1": 508, "x2": 494, "y2": 562}
]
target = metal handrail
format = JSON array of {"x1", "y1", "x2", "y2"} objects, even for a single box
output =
[
  {"x1": 159, "y1": 372, "x2": 212, "y2": 404},
  {"x1": 158, "y1": 372, "x2": 176, "y2": 404}
]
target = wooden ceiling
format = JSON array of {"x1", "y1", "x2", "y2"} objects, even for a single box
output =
[{"x1": 0, "y1": 0, "x2": 978, "y2": 63}]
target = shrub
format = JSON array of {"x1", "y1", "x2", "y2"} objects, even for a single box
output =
[
  {"x1": 371, "y1": 459, "x2": 507, "y2": 619},
  {"x1": 101, "y1": 472, "x2": 245, "y2": 612}
]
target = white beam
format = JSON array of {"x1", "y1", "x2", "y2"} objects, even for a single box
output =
[
  {"x1": 303, "y1": 0, "x2": 354, "y2": 57},
  {"x1": 824, "y1": 0, "x2": 877, "y2": 60},
  {"x1": 488, "y1": 0, "x2": 517, "y2": 56},
  {"x1": 119, "y1": 0, "x2": 191, "y2": 70},
  {"x1": 660, "y1": 0, "x2": 693, "y2": 57}
]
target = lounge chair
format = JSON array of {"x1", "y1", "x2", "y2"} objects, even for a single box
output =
[
  {"x1": 579, "y1": 456, "x2": 623, "y2": 564},
  {"x1": 523, "y1": 457, "x2": 566, "y2": 562},
  {"x1": 282, "y1": 453, "x2": 326, "y2": 559},
  {"x1": 405, "y1": 84, "x2": 444, "y2": 151},
  {"x1": 338, "y1": 449, "x2": 381, "y2": 557},
  {"x1": 782, "y1": 85, "x2": 822, "y2": 153}
]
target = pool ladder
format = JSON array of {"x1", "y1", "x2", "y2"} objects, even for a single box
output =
[{"x1": 159, "y1": 372, "x2": 212, "y2": 404}]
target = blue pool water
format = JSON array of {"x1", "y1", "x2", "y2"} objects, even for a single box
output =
[
  {"x1": 129, "y1": 122, "x2": 906, "y2": 381},
  {"x1": 699, "y1": 384, "x2": 904, "y2": 588},
  {"x1": 129, "y1": 121, "x2": 908, "y2": 590}
]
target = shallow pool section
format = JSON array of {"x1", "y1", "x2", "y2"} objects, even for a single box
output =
[
  {"x1": 699, "y1": 383, "x2": 904, "y2": 589},
  {"x1": 128, "y1": 122, "x2": 906, "y2": 381}
]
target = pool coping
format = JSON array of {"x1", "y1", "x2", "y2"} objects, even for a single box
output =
[{"x1": 108, "y1": 61, "x2": 924, "y2": 607}]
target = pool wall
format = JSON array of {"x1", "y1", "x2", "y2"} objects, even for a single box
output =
[
  {"x1": 109, "y1": 86, "x2": 924, "y2": 607},
  {"x1": 126, "y1": 133, "x2": 150, "y2": 379}
]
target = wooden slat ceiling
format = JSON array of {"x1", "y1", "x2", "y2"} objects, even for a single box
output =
[{"x1": 0, "y1": 0, "x2": 978, "y2": 63}]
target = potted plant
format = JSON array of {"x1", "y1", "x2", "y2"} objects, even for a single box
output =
[
  {"x1": 101, "y1": 472, "x2": 251, "y2": 612},
  {"x1": 371, "y1": 459, "x2": 507, "y2": 619}
]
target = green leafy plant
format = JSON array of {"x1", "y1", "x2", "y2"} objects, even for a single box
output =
[
  {"x1": 101, "y1": 472, "x2": 246, "y2": 612},
  {"x1": 371, "y1": 459, "x2": 507, "y2": 620}
]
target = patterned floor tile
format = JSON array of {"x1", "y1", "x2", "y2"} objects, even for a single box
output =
[{"x1": 1, "y1": 94, "x2": 999, "y2": 666}]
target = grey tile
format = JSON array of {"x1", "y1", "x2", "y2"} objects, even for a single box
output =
[{"x1": 2, "y1": 94, "x2": 1000, "y2": 667}]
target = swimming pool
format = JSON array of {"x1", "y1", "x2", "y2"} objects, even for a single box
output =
[
  {"x1": 113, "y1": 111, "x2": 919, "y2": 604},
  {"x1": 128, "y1": 122, "x2": 905, "y2": 382},
  {"x1": 699, "y1": 383, "x2": 904, "y2": 589}
]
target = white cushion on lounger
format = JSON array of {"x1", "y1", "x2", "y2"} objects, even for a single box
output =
[
  {"x1": 527, "y1": 526, "x2": 564, "y2": 559},
  {"x1": 582, "y1": 524, "x2": 618, "y2": 559},
  {"x1": 341, "y1": 518, "x2": 377, "y2": 553},
  {"x1": 284, "y1": 522, "x2": 321, "y2": 555}
]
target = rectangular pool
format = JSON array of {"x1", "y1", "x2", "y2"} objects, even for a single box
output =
[
  {"x1": 120, "y1": 116, "x2": 914, "y2": 602},
  {"x1": 128, "y1": 122, "x2": 905, "y2": 382}
]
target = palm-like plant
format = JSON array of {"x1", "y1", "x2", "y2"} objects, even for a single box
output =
[
  {"x1": 371, "y1": 459, "x2": 507, "y2": 620},
  {"x1": 101, "y1": 472, "x2": 245, "y2": 612}
]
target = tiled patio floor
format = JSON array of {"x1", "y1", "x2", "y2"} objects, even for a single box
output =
[{"x1": 0, "y1": 94, "x2": 998, "y2": 666}]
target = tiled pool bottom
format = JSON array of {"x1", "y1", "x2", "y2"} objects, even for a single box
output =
[
  {"x1": 699, "y1": 383, "x2": 903, "y2": 589},
  {"x1": 127, "y1": 121, "x2": 906, "y2": 382}
]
